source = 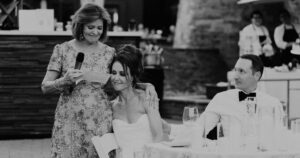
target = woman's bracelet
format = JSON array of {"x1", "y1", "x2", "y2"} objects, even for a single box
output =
[
  {"x1": 52, "y1": 78, "x2": 65, "y2": 92},
  {"x1": 53, "y1": 79, "x2": 64, "y2": 92}
]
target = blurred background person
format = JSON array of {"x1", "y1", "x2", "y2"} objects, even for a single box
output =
[
  {"x1": 239, "y1": 10, "x2": 274, "y2": 67},
  {"x1": 274, "y1": 9, "x2": 300, "y2": 65}
]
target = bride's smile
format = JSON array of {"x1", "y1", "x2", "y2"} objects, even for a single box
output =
[{"x1": 111, "y1": 61, "x2": 132, "y2": 91}]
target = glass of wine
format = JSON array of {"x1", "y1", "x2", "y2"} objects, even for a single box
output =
[{"x1": 182, "y1": 106, "x2": 199, "y2": 127}]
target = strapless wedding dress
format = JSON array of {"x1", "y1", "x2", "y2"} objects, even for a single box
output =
[{"x1": 112, "y1": 114, "x2": 153, "y2": 158}]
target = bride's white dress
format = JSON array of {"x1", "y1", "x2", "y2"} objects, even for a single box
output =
[{"x1": 113, "y1": 114, "x2": 153, "y2": 158}]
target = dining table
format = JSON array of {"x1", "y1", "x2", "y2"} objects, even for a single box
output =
[{"x1": 138, "y1": 143, "x2": 300, "y2": 158}]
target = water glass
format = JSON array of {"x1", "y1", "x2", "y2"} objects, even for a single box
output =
[
  {"x1": 257, "y1": 106, "x2": 276, "y2": 151},
  {"x1": 245, "y1": 97, "x2": 257, "y2": 116},
  {"x1": 190, "y1": 112, "x2": 208, "y2": 150},
  {"x1": 217, "y1": 122, "x2": 229, "y2": 152},
  {"x1": 280, "y1": 102, "x2": 289, "y2": 129},
  {"x1": 217, "y1": 115, "x2": 243, "y2": 152},
  {"x1": 291, "y1": 118, "x2": 300, "y2": 133},
  {"x1": 281, "y1": 109, "x2": 289, "y2": 129},
  {"x1": 182, "y1": 106, "x2": 199, "y2": 127},
  {"x1": 133, "y1": 150, "x2": 145, "y2": 158}
]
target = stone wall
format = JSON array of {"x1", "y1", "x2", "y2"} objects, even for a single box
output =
[
  {"x1": 286, "y1": 0, "x2": 300, "y2": 23},
  {"x1": 160, "y1": 0, "x2": 300, "y2": 96},
  {"x1": 174, "y1": 0, "x2": 242, "y2": 68},
  {"x1": 162, "y1": 47, "x2": 228, "y2": 96},
  {"x1": 173, "y1": 0, "x2": 300, "y2": 69}
]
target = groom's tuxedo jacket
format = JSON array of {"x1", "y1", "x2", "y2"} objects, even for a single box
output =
[{"x1": 203, "y1": 88, "x2": 283, "y2": 138}]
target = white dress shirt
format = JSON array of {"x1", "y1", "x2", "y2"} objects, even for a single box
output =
[
  {"x1": 238, "y1": 24, "x2": 272, "y2": 56},
  {"x1": 202, "y1": 89, "x2": 283, "y2": 136},
  {"x1": 274, "y1": 24, "x2": 300, "y2": 50}
]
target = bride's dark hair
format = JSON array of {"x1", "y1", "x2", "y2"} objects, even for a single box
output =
[{"x1": 104, "y1": 44, "x2": 144, "y2": 100}]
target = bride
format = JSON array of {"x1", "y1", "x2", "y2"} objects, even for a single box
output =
[{"x1": 108, "y1": 44, "x2": 164, "y2": 158}]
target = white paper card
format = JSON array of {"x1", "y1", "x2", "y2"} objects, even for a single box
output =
[
  {"x1": 91, "y1": 133, "x2": 119, "y2": 158},
  {"x1": 76, "y1": 71, "x2": 110, "y2": 85}
]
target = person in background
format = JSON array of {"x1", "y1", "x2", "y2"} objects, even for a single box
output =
[
  {"x1": 201, "y1": 54, "x2": 283, "y2": 137},
  {"x1": 41, "y1": 4, "x2": 157, "y2": 158},
  {"x1": 108, "y1": 44, "x2": 163, "y2": 158},
  {"x1": 239, "y1": 10, "x2": 274, "y2": 67},
  {"x1": 274, "y1": 9, "x2": 300, "y2": 65}
]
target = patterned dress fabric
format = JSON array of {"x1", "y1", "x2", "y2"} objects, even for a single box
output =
[{"x1": 47, "y1": 41, "x2": 115, "y2": 158}]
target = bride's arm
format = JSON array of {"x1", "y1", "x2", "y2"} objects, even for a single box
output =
[{"x1": 144, "y1": 97, "x2": 163, "y2": 142}]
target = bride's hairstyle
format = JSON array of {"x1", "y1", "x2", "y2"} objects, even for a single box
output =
[
  {"x1": 111, "y1": 44, "x2": 144, "y2": 87},
  {"x1": 104, "y1": 44, "x2": 144, "y2": 100}
]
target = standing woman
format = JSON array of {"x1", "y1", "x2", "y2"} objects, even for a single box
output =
[
  {"x1": 238, "y1": 10, "x2": 274, "y2": 67},
  {"x1": 274, "y1": 10, "x2": 300, "y2": 65},
  {"x1": 42, "y1": 4, "x2": 116, "y2": 158}
]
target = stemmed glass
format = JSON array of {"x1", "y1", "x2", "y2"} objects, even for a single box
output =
[
  {"x1": 182, "y1": 106, "x2": 200, "y2": 149},
  {"x1": 245, "y1": 97, "x2": 257, "y2": 116},
  {"x1": 182, "y1": 106, "x2": 199, "y2": 127},
  {"x1": 243, "y1": 96, "x2": 259, "y2": 151},
  {"x1": 217, "y1": 122, "x2": 226, "y2": 151},
  {"x1": 217, "y1": 115, "x2": 244, "y2": 152}
]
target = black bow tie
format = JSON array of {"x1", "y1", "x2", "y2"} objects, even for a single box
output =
[{"x1": 239, "y1": 91, "x2": 256, "y2": 101}]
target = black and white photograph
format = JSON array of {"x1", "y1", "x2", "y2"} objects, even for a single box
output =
[{"x1": 1, "y1": 0, "x2": 300, "y2": 158}]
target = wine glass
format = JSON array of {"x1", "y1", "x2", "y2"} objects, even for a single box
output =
[
  {"x1": 257, "y1": 105, "x2": 277, "y2": 151},
  {"x1": 133, "y1": 150, "x2": 145, "y2": 158},
  {"x1": 217, "y1": 121, "x2": 228, "y2": 152},
  {"x1": 182, "y1": 106, "x2": 199, "y2": 127},
  {"x1": 217, "y1": 115, "x2": 244, "y2": 151},
  {"x1": 245, "y1": 97, "x2": 257, "y2": 116},
  {"x1": 291, "y1": 119, "x2": 300, "y2": 133}
]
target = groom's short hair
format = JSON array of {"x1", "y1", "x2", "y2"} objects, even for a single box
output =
[{"x1": 240, "y1": 54, "x2": 264, "y2": 79}]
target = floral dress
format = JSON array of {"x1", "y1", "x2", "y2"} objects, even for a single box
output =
[{"x1": 47, "y1": 41, "x2": 115, "y2": 158}]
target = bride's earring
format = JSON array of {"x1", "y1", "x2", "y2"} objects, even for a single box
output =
[{"x1": 80, "y1": 33, "x2": 85, "y2": 40}]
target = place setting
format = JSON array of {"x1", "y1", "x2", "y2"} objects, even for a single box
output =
[{"x1": 141, "y1": 102, "x2": 300, "y2": 158}]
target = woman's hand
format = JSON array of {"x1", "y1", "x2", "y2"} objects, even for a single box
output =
[
  {"x1": 63, "y1": 69, "x2": 83, "y2": 85},
  {"x1": 145, "y1": 84, "x2": 159, "y2": 109},
  {"x1": 146, "y1": 96, "x2": 159, "y2": 111},
  {"x1": 162, "y1": 119, "x2": 171, "y2": 136},
  {"x1": 144, "y1": 94, "x2": 163, "y2": 142},
  {"x1": 262, "y1": 44, "x2": 274, "y2": 57}
]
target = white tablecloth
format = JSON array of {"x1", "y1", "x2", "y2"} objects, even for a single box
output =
[{"x1": 140, "y1": 143, "x2": 300, "y2": 158}]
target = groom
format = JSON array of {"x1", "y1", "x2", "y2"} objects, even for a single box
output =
[{"x1": 203, "y1": 54, "x2": 283, "y2": 137}]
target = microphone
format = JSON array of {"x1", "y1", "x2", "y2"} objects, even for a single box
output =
[
  {"x1": 69, "y1": 52, "x2": 84, "y2": 93},
  {"x1": 74, "y1": 52, "x2": 84, "y2": 69}
]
